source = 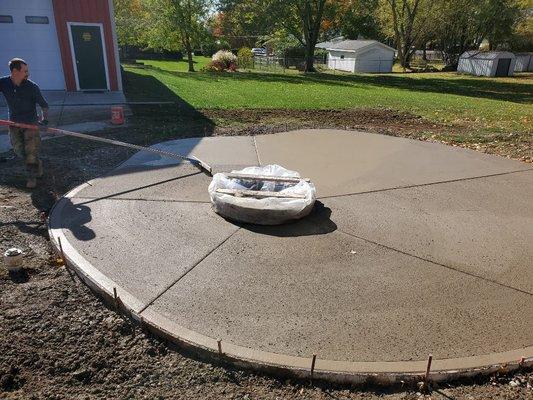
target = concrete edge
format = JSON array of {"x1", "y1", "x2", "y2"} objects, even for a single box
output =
[{"x1": 47, "y1": 183, "x2": 533, "y2": 387}]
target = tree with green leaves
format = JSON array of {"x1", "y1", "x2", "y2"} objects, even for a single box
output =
[
  {"x1": 429, "y1": 0, "x2": 524, "y2": 68},
  {"x1": 378, "y1": 0, "x2": 434, "y2": 69},
  {"x1": 145, "y1": 0, "x2": 212, "y2": 72},
  {"x1": 480, "y1": 0, "x2": 522, "y2": 50},
  {"x1": 114, "y1": 0, "x2": 149, "y2": 47},
  {"x1": 339, "y1": 0, "x2": 384, "y2": 41},
  {"x1": 267, "y1": 0, "x2": 329, "y2": 72}
]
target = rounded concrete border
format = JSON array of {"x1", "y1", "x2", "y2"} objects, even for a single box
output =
[{"x1": 48, "y1": 183, "x2": 533, "y2": 386}]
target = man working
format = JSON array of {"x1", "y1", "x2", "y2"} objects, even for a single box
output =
[{"x1": 0, "y1": 58, "x2": 49, "y2": 189}]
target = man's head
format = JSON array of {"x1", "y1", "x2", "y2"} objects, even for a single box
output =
[{"x1": 9, "y1": 58, "x2": 29, "y2": 83}]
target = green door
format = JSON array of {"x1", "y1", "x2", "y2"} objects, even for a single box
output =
[{"x1": 70, "y1": 25, "x2": 108, "y2": 90}]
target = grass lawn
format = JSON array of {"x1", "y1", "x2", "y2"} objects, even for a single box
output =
[
  {"x1": 125, "y1": 58, "x2": 532, "y2": 137},
  {"x1": 135, "y1": 57, "x2": 212, "y2": 72}
]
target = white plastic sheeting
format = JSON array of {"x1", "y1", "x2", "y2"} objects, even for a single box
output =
[{"x1": 209, "y1": 165, "x2": 316, "y2": 225}]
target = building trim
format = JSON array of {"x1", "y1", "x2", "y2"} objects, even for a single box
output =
[{"x1": 107, "y1": 0, "x2": 123, "y2": 91}]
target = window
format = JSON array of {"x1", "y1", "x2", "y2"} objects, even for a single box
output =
[
  {"x1": 340, "y1": 55, "x2": 345, "y2": 59},
  {"x1": 25, "y1": 16, "x2": 49, "y2": 24},
  {"x1": 0, "y1": 15, "x2": 13, "y2": 23}
]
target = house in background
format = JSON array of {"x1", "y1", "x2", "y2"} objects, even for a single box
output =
[
  {"x1": 0, "y1": 0, "x2": 122, "y2": 93},
  {"x1": 457, "y1": 51, "x2": 516, "y2": 77},
  {"x1": 317, "y1": 40, "x2": 395, "y2": 73}
]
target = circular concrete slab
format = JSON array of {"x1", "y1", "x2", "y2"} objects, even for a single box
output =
[{"x1": 49, "y1": 129, "x2": 533, "y2": 384}]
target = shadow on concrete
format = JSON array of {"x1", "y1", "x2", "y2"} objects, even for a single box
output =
[
  {"x1": 77, "y1": 166, "x2": 202, "y2": 205},
  {"x1": 237, "y1": 201, "x2": 337, "y2": 237},
  {"x1": 48, "y1": 198, "x2": 95, "y2": 241},
  {"x1": 0, "y1": 69, "x2": 216, "y2": 239}
]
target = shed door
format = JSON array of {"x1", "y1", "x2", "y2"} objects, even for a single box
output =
[{"x1": 495, "y1": 59, "x2": 511, "y2": 77}]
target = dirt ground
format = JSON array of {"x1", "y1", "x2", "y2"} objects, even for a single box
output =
[{"x1": 0, "y1": 107, "x2": 531, "y2": 399}]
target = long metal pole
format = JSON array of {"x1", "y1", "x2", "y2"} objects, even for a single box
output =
[{"x1": 0, "y1": 119, "x2": 212, "y2": 175}]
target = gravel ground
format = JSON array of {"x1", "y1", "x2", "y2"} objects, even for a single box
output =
[{"x1": 0, "y1": 107, "x2": 531, "y2": 399}]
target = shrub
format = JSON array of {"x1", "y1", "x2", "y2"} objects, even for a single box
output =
[
  {"x1": 237, "y1": 47, "x2": 253, "y2": 69},
  {"x1": 212, "y1": 50, "x2": 237, "y2": 68},
  {"x1": 201, "y1": 50, "x2": 237, "y2": 72}
]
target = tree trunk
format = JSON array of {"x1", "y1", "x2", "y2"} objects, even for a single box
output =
[
  {"x1": 305, "y1": 42, "x2": 315, "y2": 72},
  {"x1": 184, "y1": 36, "x2": 194, "y2": 72},
  {"x1": 187, "y1": 49, "x2": 194, "y2": 72}
]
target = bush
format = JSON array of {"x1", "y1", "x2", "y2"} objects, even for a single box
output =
[
  {"x1": 201, "y1": 50, "x2": 237, "y2": 72},
  {"x1": 237, "y1": 47, "x2": 253, "y2": 69}
]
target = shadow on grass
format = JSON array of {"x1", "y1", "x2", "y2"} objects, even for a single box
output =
[{"x1": 126, "y1": 64, "x2": 533, "y2": 104}]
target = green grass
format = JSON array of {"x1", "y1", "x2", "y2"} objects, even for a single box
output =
[
  {"x1": 124, "y1": 57, "x2": 533, "y2": 135},
  {"x1": 136, "y1": 57, "x2": 211, "y2": 72}
]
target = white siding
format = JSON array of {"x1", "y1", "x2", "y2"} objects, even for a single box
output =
[
  {"x1": 458, "y1": 52, "x2": 516, "y2": 77},
  {"x1": 353, "y1": 47, "x2": 394, "y2": 73},
  {"x1": 328, "y1": 51, "x2": 355, "y2": 72},
  {"x1": 515, "y1": 54, "x2": 531, "y2": 72},
  {"x1": 457, "y1": 58, "x2": 493, "y2": 76},
  {"x1": 327, "y1": 44, "x2": 394, "y2": 73},
  {"x1": 0, "y1": 0, "x2": 65, "y2": 89}
]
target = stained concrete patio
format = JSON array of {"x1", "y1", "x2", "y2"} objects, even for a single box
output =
[{"x1": 48, "y1": 129, "x2": 533, "y2": 382}]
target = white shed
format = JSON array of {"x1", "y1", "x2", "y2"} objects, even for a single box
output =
[
  {"x1": 325, "y1": 40, "x2": 395, "y2": 73},
  {"x1": 514, "y1": 53, "x2": 533, "y2": 72},
  {"x1": 457, "y1": 51, "x2": 516, "y2": 77}
]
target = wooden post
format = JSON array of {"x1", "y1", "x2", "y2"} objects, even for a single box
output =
[
  {"x1": 424, "y1": 354, "x2": 433, "y2": 384},
  {"x1": 57, "y1": 237, "x2": 76, "y2": 283},
  {"x1": 113, "y1": 287, "x2": 119, "y2": 310},
  {"x1": 217, "y1": 339, "x2": 222, "y2": 355},
  {"x1": 58, "y1": 237, "x2": 65, "y2": 262},
  {"x1": 310, "y1": 354, "x2": 317, "y2": 380}
]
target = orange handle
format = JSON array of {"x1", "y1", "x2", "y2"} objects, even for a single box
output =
[{"x1": 0, "y1": 119, "x2": 42, "y2": 131}]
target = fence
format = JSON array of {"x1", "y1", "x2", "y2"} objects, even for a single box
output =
[
  {"x1": 252, "y1": 56, "x2": 394, "y2": 74},
  {"x1": 252, "y1": 56, "x2": 328, "y2": 73}
]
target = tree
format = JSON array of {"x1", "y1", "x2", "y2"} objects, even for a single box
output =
[
  {"x1": 268, "y1": 0, "x2": 329, "y2": 72},
  {"x1": 114, "y1": 0, "x2": 149, "y2": 47},
  {"x1": 146, "y1": 0, "x2": 211, "y2": 72},
  {"x1": 430, "y1": 0, "x2": 485, "y2": 67},
  {"x1": 430, "y1": 0, "x2": 524, "y2": 68},
  {"x1": 508, "y1": 1, "x2": 533, "y2": 52},
  {"x1": 216, "y1": 0, "x2": 273, "y2": 48},
  {"x1": 480, "y1": 0, "x2": 522, "y2": 50},
  {"x1": 339, "y1": 0, "x2": 384, "y2": 40},
  {"x1": 378, "y1": 0, "x2": 434, "y2": 69}
]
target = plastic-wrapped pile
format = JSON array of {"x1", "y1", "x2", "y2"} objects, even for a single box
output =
[{"x1": 208, "y1": 165, "x2": 316, "y2": 225}]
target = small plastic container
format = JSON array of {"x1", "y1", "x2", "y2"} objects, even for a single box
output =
[
  {"x1": 111, "y1": 106, "x2": 125, "y2": 125},
  {"x1": 4, "y1": 248, "x2": 23, "y2": 272}
]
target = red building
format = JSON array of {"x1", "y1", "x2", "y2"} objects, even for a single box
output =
[{"x1": 0, "y1": 0, "x2": 122, "y2": 92}]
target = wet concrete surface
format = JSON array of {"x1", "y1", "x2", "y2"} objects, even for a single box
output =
[
  {"x1": 145, "y1": 227, "x2": 533, "y2": 361},
  {"x1": 256, "y1": 130, "x2": 527, "y2": 198},
  {"x1": 53, "y1": 129, "x2": 533, "y2": 364},
  {"x1": 54, "y1": 197, "x2": 239, "y2": 308}
]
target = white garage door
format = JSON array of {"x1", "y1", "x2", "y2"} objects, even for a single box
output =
[{"x1": 0, "y1": 0, "x2": 65, "y2": 89}]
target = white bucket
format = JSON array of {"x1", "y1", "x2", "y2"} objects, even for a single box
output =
[{"x1": 4, "y1": 248, "x2": 23, "y2": 272}]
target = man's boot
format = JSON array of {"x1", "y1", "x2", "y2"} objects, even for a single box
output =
[{"x1": 26, "y1": 178, "x2": 37, "y2": 189}]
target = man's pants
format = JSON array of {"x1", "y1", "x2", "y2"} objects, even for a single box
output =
[{"x1": 9, "y1": 126, "x2": 42, "y2": 179}]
